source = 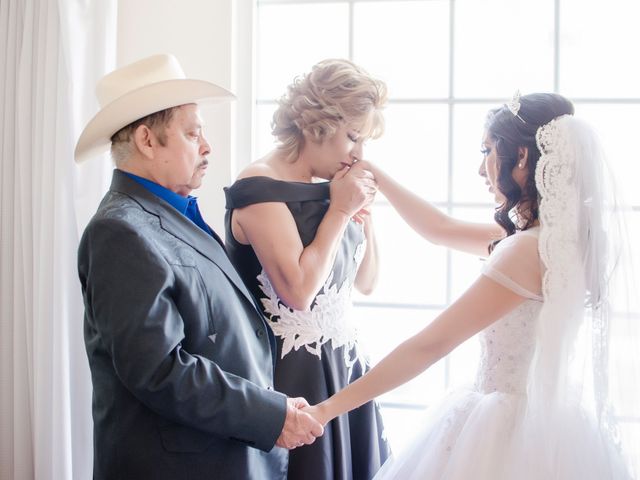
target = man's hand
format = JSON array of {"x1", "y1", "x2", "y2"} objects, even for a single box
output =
[{"x1": 275, "y1": 397, "x2": 324, "y2": 449}]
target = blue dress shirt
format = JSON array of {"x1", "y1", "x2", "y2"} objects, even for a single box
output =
[{"x1": 122, "y1": 170, "x2": 212, "y2": 236}]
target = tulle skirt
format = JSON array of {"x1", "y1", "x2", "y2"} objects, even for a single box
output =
[{"x1": 375, "y1": 387, "x2": 633, "y2": 480}]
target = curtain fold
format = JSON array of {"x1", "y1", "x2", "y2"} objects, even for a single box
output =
[{"x1": 0, "y1": 1, "x2": 116, "y2": 478}]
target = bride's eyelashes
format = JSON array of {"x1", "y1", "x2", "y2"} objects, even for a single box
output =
[{"x1": 480, "y1": 147, "x2": 491, "y2": 156}]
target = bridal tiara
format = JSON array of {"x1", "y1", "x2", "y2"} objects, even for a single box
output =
[{"x1": 506, "y1": 90, "x2": 527, "y2": 124}]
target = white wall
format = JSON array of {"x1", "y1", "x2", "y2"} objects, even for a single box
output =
[{"x1": 117, "y1": 0, "x2": 254, "y2": 235}]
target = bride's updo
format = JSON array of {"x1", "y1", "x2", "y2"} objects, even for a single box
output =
[{"x1": 272, "y1": 59, "x2": 387, "y2": 162}]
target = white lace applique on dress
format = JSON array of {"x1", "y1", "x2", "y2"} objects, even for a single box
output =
[{"x1": 257, "y1": 239, "x2": 367, "y2": 369}]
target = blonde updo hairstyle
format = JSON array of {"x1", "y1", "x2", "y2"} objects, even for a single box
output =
[{"x1": 272, "y1": 59, "x2": 387, "y2": 162}]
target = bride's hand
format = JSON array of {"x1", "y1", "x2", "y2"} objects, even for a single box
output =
[
  {"x1": 302, "y1": 404, "x2": 332, "y2": 426},
  {"x1": 352, "y1": 159, "x2": 378, "y2": 179}
]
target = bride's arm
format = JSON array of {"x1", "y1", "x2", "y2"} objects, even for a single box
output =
[
  {"x1": 307, "y1": 275, "x2": 527, "y2": 424},
  {"x1": 364, "y1": 161, "x2": 504, "y2": 257}
]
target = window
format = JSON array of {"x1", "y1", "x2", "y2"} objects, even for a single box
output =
[{"x1": 254, "y1": 0, "x2": 640, "y2": 461}]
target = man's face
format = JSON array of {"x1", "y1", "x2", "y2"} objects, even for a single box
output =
[{"x1": 153, "y1": 104, "x2": 211, "y2": 196}]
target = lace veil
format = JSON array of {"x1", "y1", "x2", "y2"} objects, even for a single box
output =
[{"x1": 510, "y1": 114, "x2": 639, "y2": 477}]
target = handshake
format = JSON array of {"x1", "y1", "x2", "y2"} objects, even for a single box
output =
[{"x1": 275, "y1": 397, "x2": 326, "y2": 450}]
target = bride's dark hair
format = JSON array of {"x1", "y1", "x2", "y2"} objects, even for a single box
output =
[{"x1": 485, "y1": 93, "x2": 574, "y2": 252}]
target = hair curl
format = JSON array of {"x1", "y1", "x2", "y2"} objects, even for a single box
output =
[
  {"x1": 486, "y1": 93, "x2": 574, "y2": 252},
  {"x1": 272, "y1": 59, "x2": 387, "y2": 161}
]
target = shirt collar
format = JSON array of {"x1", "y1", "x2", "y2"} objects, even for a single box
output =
[{"x1": 121, "y1": 170, "x2": 196, "y2": 214}]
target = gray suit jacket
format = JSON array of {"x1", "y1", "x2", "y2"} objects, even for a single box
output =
[{"x1": 78, "y1": 170, "x2": 288, "y2": 479}]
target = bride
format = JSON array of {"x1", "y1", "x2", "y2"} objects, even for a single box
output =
[{"x1": 304, "y1": 92, "x2": 637, "y2": 479}]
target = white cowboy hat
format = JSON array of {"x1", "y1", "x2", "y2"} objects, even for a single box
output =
[{"x1": 74, "y1": 53, "x2": 234, "y2": 163}]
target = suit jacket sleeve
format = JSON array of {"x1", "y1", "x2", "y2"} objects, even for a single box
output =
[{"x1": 80, "y1": 216, "x2": 287, "y2": 452}]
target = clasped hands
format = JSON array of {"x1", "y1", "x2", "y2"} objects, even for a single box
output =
[
  {"x1": 330, "y1": 160, "x2": 378, "y2": 224},
  {"x1": 276, "y1": 397, "x2": 325, "y2": 450}
]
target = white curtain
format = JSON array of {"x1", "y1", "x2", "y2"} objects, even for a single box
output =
[{"x1": 0, "y1": 1, "x2": 116, "y2": 479}]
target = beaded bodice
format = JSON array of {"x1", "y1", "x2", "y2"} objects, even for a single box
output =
[{"x1": 475, "y1": 300, "x2": 542, "y2": 395}]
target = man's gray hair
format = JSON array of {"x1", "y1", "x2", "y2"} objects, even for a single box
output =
[{"x1": 110, "y1": 106, "x2": 179, "y2": 166}]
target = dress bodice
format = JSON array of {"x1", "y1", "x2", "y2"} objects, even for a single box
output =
[
  {"x1": 475, "y1": 300, "x2": 542, "y2": 395},
  {"x1": 474, "y1": 228, "x2": 544, "y2": 395},
  {"x1": 224, "y1": 176, "x2": 365, "y2": 301},
  {"x1": 224, "y1": 176, "x2": 366, "y2": 363}
]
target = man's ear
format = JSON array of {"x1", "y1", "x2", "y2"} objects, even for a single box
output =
[
  {"x1": 517, "y1": 146, "x2": 529, "y2": 169},
  {"x1": 133, "y1": 125, "x2": 155, "y2": 159}
]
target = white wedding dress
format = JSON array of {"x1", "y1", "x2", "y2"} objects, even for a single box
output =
[{"x1": 374, "y1": 228, "x2": 632, "y2": 480}]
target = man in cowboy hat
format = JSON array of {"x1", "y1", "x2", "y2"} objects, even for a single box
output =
[{"x1": 76, "y1": 54, "x2": 326, "y2": 479}]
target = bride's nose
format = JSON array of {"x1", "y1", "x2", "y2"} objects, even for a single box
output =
[{"x1": 478, "y1": 158, "x2": 486, "y2": 177}]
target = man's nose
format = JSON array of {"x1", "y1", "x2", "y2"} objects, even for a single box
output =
[{"x1": 201, "y1": 136, "x2": 212, "y2": 156}]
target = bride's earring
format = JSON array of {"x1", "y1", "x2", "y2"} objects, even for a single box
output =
[{"x1": 517, "y1": 147, "x2": 528, "y2": 170}]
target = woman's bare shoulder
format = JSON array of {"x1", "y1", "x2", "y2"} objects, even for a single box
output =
[
  {"x1": 236, "y1": 163, "x2": 273, "y2": 180},
  {"x1": 236, "y1": 152, "x2": 282, "y2": 180}
]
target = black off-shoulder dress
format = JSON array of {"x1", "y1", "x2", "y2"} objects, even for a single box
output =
[{"x1": 224, "y1": 176, "x2": 390, "y2": 480}]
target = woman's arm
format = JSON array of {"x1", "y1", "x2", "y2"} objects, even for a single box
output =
[
  {"x1": 307, "y1": 274, "x2": 527, "y2": 424},
  {"x1": 363, "y1": 161, "x2": 504, "y2": 257},
  {"x1": 232, "y1": 166, "x2": 376, "y2": 311},
  {"x1": 354, "y1": 212, "x2": 379, "y2": 295}
]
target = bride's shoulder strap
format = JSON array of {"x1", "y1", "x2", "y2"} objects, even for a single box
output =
[{"x1": 481, "y1": 232, "x2": 542, "y2": 301}]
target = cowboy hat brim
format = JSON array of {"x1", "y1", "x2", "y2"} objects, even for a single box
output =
[{"x1": 74, "y1": 78, "x2": 234, "y2": 163}]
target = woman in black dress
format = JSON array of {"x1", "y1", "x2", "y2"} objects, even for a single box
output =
[{"x1": 224, "y1": 59, "x2": 391, "y2": 480}]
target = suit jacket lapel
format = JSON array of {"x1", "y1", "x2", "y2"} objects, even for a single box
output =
[{"x1": 110, "y1": 170, "x2": 264, "y2": 315}]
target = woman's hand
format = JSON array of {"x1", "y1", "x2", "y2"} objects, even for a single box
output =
[
  {"x1": 329, "y1": 162, "x2": 378, "y2": 220},
  {"x1": 351, "y1": 207, "x2": 371, "y2": 224},
  {"x1": 301, "y1": 403, "x2": 333, "y2": 427}
]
